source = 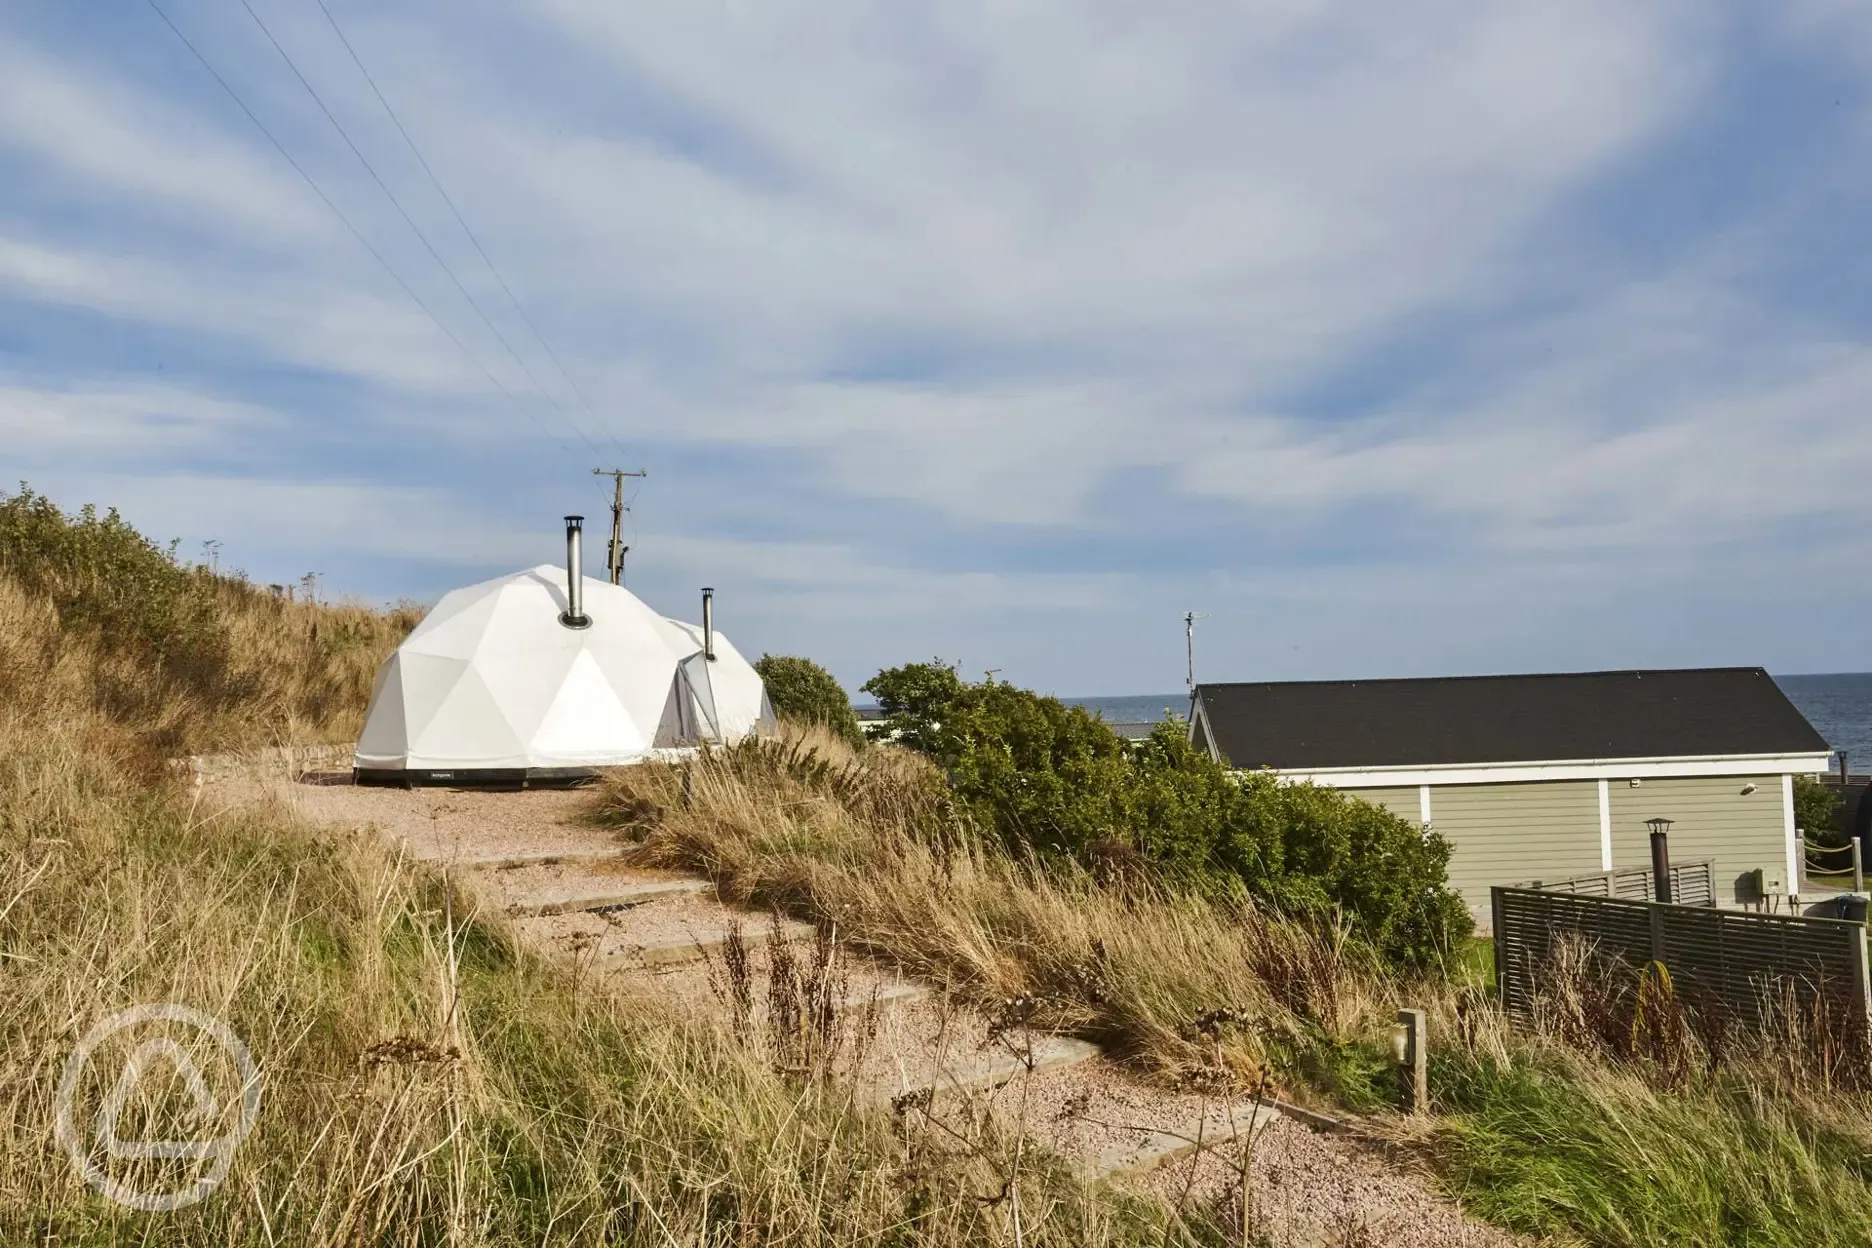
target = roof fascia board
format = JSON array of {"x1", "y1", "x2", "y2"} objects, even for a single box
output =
[
  {"x1": 1188, "y1": 696, "x2": 1221, "y2": 763},
  {"x1": 1252, "y1": 752, "x2": 1833, "y2": 788}
]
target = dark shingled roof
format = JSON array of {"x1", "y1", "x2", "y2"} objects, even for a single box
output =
[{"x1": 1193, "y1": 667, "x2": 1831, "y2": 771}]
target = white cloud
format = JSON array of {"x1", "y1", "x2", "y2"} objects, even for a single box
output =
[
  {"x1": 1175, "y1": 280, "x2": 1872, "y2": 554},
  {"x1": 0, "y1": 236, "x2": 507, "y2": 398},
  {"x1": 0, "y1": 377, "x2": 280, "y2": 455},
  {"x1": 2, "y1": 0, "x2": 1867, "y2": 685},
  {"x1": 0, "y1": 42, "x2": 331, "y2": 242}
]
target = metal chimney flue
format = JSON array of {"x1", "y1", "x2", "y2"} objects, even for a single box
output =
[
  {"x1": 561, "y1": 516, "x2": 591, "y2": 630},
  {"x1": 1646, "y1": 817, "x2": 1674, "y2": 904},
  {"x1": 701, "y1": 588, "x2": 716, "y2": 661}
]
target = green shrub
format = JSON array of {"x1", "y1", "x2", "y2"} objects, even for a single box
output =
[
  {"x1": 752, "y1": 654, "x2": 863, "y2": 746},
  {"x1": 861, "y1": 662, "x2": 1472, "y2": 967},
  {"x1": 1795, "y1": 772, "x2": 1845, "y2": 845},
  {"x1": 857, "y1": 656, "x2": 963, "y2": 753}
]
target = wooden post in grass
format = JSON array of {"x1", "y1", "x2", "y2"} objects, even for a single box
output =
[{"x1": 1394, "y1": 1008, "x2": 1427, "y2": 1113}]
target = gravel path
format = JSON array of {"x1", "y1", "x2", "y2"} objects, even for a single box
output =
[
  {"x1": 209, "y1": 768, "x2": 1526, "y2": 1247},
  {"x1": 208, "y1": 770, "x2": 620, "y2": 862},
  {"x1": 1151, "y1": 1115, "x2": 1520, "y2": 1247},
  {"x1": 904, "y1": 1057, "x2": 1518, "y2": 1247}
]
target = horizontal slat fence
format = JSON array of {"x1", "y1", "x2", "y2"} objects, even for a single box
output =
[
  {"x1": 1510, "y1": 859, "x2": 1716, "y2": 907},
  {"x1": 1492, "y1": 886, "x2": 1870, "y2": 1025}
]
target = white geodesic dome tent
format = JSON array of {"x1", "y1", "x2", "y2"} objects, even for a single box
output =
[{"x1": 354, "y1": 564, "x2": 775, "y2": 786}]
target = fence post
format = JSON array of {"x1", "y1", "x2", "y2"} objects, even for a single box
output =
[
  {"x1": 1852, "y1": 924, "x2": 1872, "y2": 1028},
  {"x1": 1395, "y1": 1008, "x2": 1428, "y2": 1113},
  {"x1": 1490, "y1": 888, "x2": 1506, "y2": 1002},
  {"x1": 1854, "y1": 840, "x2": 1864, "y2": 894}
]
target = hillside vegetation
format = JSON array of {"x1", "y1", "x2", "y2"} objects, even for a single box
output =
[
  {"x1": 863, "y1": 661, "x2": 1471, "y2": 967},
  {"x1": 0, "y1": 492, "x2": 1180, "y2": 1244},
  {"x1": 0, "y1": 486, "x2": 420, "y2": 758},
  {"x1": 599, "y1": 725, "x2": 1872, "y2": 1247},
  {"x1": 11, "y1": 489, "x2": 1872, "y2": 1246}
]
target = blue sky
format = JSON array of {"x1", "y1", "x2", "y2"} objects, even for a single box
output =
[{"x1": 4, "y1": 0, "x2": 1870, "y2": 695}]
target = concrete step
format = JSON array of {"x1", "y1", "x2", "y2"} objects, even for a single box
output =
[
  {"x1": 884, "y1": 1035, "x2": 1102, "y2": 1110},
  {"x1": 457, "y1": 847, "x2": 642, "y2": 871},
  {"x1": 847, "y1": 981, "x2": 931, "y2": 1013},
  {"x1": 506, "y1": 877, "x2": 712, "y2": 917},
  {"x1": 1089, "y1": 1102, "x2": 1283, "y2": 1177},
  {"x1": 604, "y1": 917, "x2": 819, "y2": 967}
]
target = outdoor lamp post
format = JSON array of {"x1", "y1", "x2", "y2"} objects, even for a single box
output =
[{"x1": 1646, "y1": 817, "x2": 1674, "y2": 903}]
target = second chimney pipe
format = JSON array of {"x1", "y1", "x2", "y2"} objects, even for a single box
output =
[
  {"x1": 561, "y1": 516, "x2": 591, "y2": 629},
  {"x1": 701, "y1": 588, "x2": 716, "y2": 661},
  {"x1": 1650, "y1": 829, "x2": 1673, "y2": 904},
  {"x1": 1843, "y1": 753, "x2": 1851, "y2": 786}
]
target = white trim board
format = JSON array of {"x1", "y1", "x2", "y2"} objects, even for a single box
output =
[
  {"x1": 1267, "y1": 752, "x2": 1832, "y2": 789},
  {"x1": 1187, "y1": 698, "x2": 1222, "y2": 764},
  {"x1": 1783, "y1": 773, "x2": 1799, "y2": 900},
  {"x1": 1597, "y1": 779, "x2": 1613, "y2": 871}
]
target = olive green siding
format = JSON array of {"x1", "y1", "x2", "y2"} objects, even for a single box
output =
[
  {"x1": 1608, "y1": 775, "x2": 1787, "y2": 905},
  {"x1": 1429, "y1": 781, "x2": 1604, "y2": 914},
  {"x1": 1347, "y1": 786, "x2": 1423, "y2": 825}
]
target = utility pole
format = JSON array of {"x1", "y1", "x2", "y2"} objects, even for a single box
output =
[
  {"x1": 1185, "y1": 611, "x2": 1209, "y2": 698},
  {"x1": 591, "y1": 468, "x2": 647, "y2": 586}
]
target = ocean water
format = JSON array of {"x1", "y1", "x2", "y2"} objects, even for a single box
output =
[
  {"x1": 1062, "y1": 694, "x2": 1192, "y2": 726},
  {"x1": 1776, "y1": 673, "x2": 1872, "y2": 772},
  {"x1": 1065, "y1": 673, "x2": 1872, "y2": 771}
]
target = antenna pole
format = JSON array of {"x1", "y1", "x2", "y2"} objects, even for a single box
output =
[
  {"x1": 1184, "y1": 611, "x2": 1208, "y2": 697},
  {"x1": 592, "y1": 468, "x2": 647, "y2": 586}
]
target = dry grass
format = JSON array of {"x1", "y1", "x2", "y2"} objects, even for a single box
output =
[
  {"x1": 0, "y1": 569, "x2": 1194, "y2": 1243},
  {"x1": 0, "y1": 483, "x2": 421, "y2": 759},
  {"x1": 0, "y1": 793, "x2": 1169, "y2": 1243},
  {"x1": 0, "y1": 569, "x2": 414, "y2": 768},
  {"x1": 191, "y1": 576, "x2": 422, "y2": 751},
  {"x1": 596, "y1": 726, "x2": 1872, "y2": 1247},
  {"x1": 597, "y1": 728, "x2": 1398, "y2": 1107}
]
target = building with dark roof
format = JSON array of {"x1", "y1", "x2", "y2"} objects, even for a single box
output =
[{"x1": 1189, "y1": 668, "x2": 1833, "y2": 924}]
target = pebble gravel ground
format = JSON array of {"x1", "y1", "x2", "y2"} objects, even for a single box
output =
[
  {"x1": 1143, "y1": 1117, "x2": 1523, "y2": 1247},
  {"x1": 206, "y1": 766, "x2": 1525, "y2": 1247},
  {"x1": 213, "y1": 768, "x2": 615, "y2": 862}
]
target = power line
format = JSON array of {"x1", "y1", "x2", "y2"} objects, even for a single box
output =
[
  {"x1": 234, "y1": 0, "x2": 613, "y2": 458},
  {"x1": 309, "y1": 0, "x2": 628, "y2": 463},
  {"x1": 143, "y1": 0, "x2": 585, "y2": 466}
]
